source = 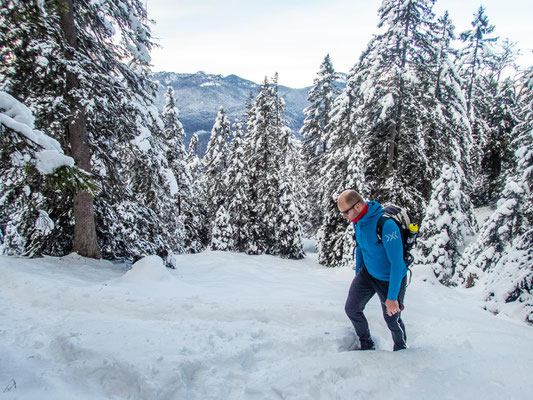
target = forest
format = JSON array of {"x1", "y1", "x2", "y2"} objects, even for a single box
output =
[{"x1": 0, "y1": 0, "x2": 531, "y2": 324}]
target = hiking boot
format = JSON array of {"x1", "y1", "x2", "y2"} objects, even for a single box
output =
[
  {"x1": 359, "y1": 339, "x2": 376, "y2": 351},
  {"x1": 393, "y1": 344, "x2": 407, "y2": 351}
]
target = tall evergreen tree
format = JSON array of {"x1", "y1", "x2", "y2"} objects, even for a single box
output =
[
  {"x1": 458, "y1": 6, "x2": 499, "y2": 205},
  {"x1": 159, "y1": 86, "x2": 201, "y2": 253},
  {"x1": 418, "y1": 163, "x2": 477, "y2": 284},
  {"x1": 475, "y1": 40, "x2": 521, "y2": 204},
  {"x1": 455, "y1": 67, "x2": 533, "y2": 297},
  {"x1": 300, "y1": 54, "x2": 339, "y2": 235},
  {"x1": 241, "y1": 76, "x2": 304, "y2": 258},
  {"x1": 186, "y1": 132, "x2": 209, "y2": 251},
  {"x1": 0, "y1": 91, "x2": 93, "y2": 256},
  {"x1": 223, "y1": 121, "x2": 251, "y2": 252},
  {"x1": 349, "y1": 0, "x2": 441, "y2": 217},
  {"x1": 204, "y1": 106, "x2": 232, "y2": 239},
  {"x1": 0, "y1": 0, "x2": 180, "y2": 261},
  {"x1": 316, "y1": 72, "x2": 366, "y2": 268}
]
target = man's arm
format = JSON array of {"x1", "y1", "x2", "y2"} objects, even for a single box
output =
[
  {"x1": 355, "y1": 245, "x2": 362, "y2": 275},
  {"x1": 382, "y1": 219, "x2": 406, "y2": 315}
]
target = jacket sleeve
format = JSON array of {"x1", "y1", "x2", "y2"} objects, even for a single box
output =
[
  {"x1": 353, "y1": 222, "x2": 362, "y2": 275},
  {"x1": 355, "y1": 244, "x2": 362, "y2": 275},
  {"x1": 382, "y1": 219, "x2": 406, "y2": 300}
]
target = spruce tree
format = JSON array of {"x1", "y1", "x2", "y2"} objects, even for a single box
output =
[
  {"x1": 419, "y1": 163, "x2": 477, "y2": 284},
  {"x1": 300, "y1": 54, "x2": 339, "y2": 235},
  {"x1": 210, "y1": 204, "x2": 234, "y2": 251},
  {"x1": 241, "y1": 76, "x2": 304, "y2": 258},
  {"x1": 187, "y1": 132, "x2": 209, "y2": 251},
  {"x1": 204, "y1": 106, "x2": 232, "y2": 240},
  {"x1": 0, "y1": 0, "x2": 182, "y2": 261},
  {"x1": 0, "y1": 91, "x2": 93, "y2": 256},
  {"x1": 455, "y1": 67, "x2": 533, "y2": 293},
  {"x1": 316, "y1": 73, "x2": 366, "y2": 268},
  {"x1": 348, "y1": 0, "x2": 441, "y2": 217},
  {"x1": 458, "y1": 6, "x2": 499, "y2": 205},
  {"x1": 223, "y1": 121, "x2": 251, "y2": 252}
]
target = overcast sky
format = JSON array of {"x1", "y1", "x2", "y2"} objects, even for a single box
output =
[{"x1": 146, "y1": 0, "x2": 533, "y2": 88}]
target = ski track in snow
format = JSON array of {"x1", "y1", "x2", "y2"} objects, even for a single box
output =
[{"x1": 0, "y1": 251, "x2": 532, "y2": 400}]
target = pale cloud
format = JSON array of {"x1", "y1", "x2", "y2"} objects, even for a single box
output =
[{"x1": 148, "y1": 0, "x2": 533, "y2": 88}]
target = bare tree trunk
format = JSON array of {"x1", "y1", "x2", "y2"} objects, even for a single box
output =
[{"x1": 58, "y1": 0, "x2": 101, "y2": 259}]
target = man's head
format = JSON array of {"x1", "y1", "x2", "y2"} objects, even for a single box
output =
[{"x1": 337, "y1": 190, "x2": 366, "y2": 221}]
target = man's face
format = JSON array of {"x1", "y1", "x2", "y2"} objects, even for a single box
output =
[{"x1": 337, "y1": 196, "x2": 362, "y2": 221}]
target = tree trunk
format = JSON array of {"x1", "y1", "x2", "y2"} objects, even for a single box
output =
[{"x1": 58, "y1": 0, "x2": 101, "y2": 259}]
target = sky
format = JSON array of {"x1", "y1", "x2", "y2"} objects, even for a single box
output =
[{"x1": 147, "y1": 0, "x2": 533, "y2": 88}]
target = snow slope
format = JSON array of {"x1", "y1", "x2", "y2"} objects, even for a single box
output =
[{"x1": 1, "y1": 249, "x2": 532, "y2": 399}]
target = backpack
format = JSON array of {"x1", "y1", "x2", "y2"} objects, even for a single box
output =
[{"x1": 376, "y1": 204, "x2": 418, "y2": 268}]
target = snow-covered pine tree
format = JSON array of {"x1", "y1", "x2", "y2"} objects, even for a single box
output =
[
  {"x1": 277, "y1": 126, "x2": 305, "y2": 259},
  {"x1": 187, "y1": 132, "x2": 209, "y2": 251},
  {"x1": 204, "y1": 106, "x2": 232, "y2": 243},
  {"x1": 223, "y1": 121, "x2": 251, "y2": 252},
  {"x1": 241, "y1": 75, "x2": 304, "y2": 258},
  {"x1": 1, "y1": 0, "x2": 181, "y2": 261},
  {"x1": 210, "y1": 204, "x2": 234, "y2": 251},
  {"x1": 418, "y1": 163, "x2": 477, "y2": 284},
  {"x1": 427, "y1": 11, "x2": 473, "y2": 179},
  {"x1": 457, "y1": 6, "x2": 499, "y2": 205},
  {"x1": 159, "y1": 86, "x2": 202, "y2": 254},
  {"x1": 456, "y1": 67, "x2": 533, "y2": 323},
  {"x1": 415, "y1": 11, "x2": 478, "y2": 282},
  {"x1": 0, "y1": 91, "x2": 93, "y2": 256},
  {"x1": 348, "y1": 0, "x2": 440, "y2": 218},
  {"x1": 476, "y1": 40, "x2": 521, "y2": 204},
  {"x1": 316, "y1": 70, "x2": 366, "y2": 268},
  {"x1": 300, "y1": 54, "x2": 339, "y2": 235}
]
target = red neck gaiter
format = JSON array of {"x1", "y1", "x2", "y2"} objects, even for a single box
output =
[{"x1": 351, "y1": 204, "x2": 369, "y2": 224}]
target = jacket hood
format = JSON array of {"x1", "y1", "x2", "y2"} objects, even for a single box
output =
[{"x1": 359, "y1": 201, "x2": 382, "y2": 225}]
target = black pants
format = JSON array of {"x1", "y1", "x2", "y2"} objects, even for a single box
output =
[{"x1": 345, "y1": 266, "x2": 407, "y2": 351}]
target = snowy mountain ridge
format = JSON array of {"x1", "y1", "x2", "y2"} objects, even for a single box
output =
[{"x1": 151, "y1": 71, "x2": 345, "y2": 147}]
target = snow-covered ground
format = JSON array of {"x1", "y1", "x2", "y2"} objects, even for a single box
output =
[{"x1": 1, "y1": 248, "x2": 532, "y2": 400}]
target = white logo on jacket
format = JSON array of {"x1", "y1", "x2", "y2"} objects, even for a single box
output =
[{"x1": 385, "y1": 231, "x2": 399, "y2": 242}]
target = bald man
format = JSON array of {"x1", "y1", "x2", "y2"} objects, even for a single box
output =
[{"x1": 338, "y1": 190, "x2": 407, "y2": 351}]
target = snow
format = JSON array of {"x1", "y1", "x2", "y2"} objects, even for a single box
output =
[
  {"x1": 0, "y1": 91, "x2": 75, "y2": 174},
  {"x1": 35, "y1": 150, "x2": 75, "y2": 175},
  {"x1": 162, "y1": 168, "x2": 179, "y2": 195},
  {"x1": 1, "y1": 249, "x2": 532, "y2": 399}
]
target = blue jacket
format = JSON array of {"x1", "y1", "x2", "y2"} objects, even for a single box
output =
[{"x1": 354, "y1": 201, "x2": 407, "y2": 300}]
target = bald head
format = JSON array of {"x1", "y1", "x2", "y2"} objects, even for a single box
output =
[
  {"x1": 338, "y1": 190, "x2": 364, "y2": 206},
  {"x1": 337, "y1": 190, "x2": 366, "y2": 221}
]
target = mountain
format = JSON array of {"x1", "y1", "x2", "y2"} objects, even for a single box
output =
[{"x1": 152, "y1": 71, "x2": 311, "y2": 149}]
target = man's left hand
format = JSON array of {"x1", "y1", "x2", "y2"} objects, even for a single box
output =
[{"x1": 385, "y1": 299, "x2": 401, "y2": 316}]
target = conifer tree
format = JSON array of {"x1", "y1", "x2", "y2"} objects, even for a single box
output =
[
  {"x1": 419, "y1": 164, "x2": 477, "y2": 284},
  {"x1": 241, "y1": 76, "x2": 304, "y2": 258},
  {"x1": 475, "y1": 41, "x2": 521, "y2": 204},
  {"x1": 0, "y1": 0, "x2": 179, "y2": 261},
  {"x1": 458, "y1": 6, "x2": 499, "y2": 205},
  {"x1": 455, "y1": 67, "x2": 533, "y2": 296},
  {"x1": 0, "y1": 91, "x2": 93, "y2": 256},
  {"x1": 428, "y1": 11, "x2": 473, "y2": 178},
  {"x1": 210, "y1": 204, "x2": 234, "y2": 251},
  {"x1": 204, "y1": 106, "x2": 232, "y2": 240},
  {"x1": 347, "y1": 0, "x2": 440, "y2": 217},
  {"x1": 300, "y1": 55, "x2": 339, "y2": 234},
  {"x1": 316, "y1": 74, "x2": 366, "y2": 268},
  {"x1": 223, "y1": 122, "x2": 251, "y2": 252},
  {"x1": 159, "y1": 86, "x2": 202, "y2": 253},
  {"x1": 186, "y1": 133, "x2": 209, "y2": 251}
]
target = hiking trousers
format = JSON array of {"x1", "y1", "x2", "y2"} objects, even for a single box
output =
[{"x1": 345, "y1": 266, "x2": 407, "y2": 351}]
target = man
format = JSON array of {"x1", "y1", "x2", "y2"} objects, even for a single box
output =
[{"x1": 338, "y1": 190, "x2": 407, "y2": 351}]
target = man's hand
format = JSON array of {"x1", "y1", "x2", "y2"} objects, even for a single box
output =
[{"x1": 385, "y1": 299, "x2": 401, "y2": 316}]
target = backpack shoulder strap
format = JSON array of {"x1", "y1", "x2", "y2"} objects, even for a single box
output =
[{"x1": 376, "y1": 215, "x2": 388, "y2": 244}]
